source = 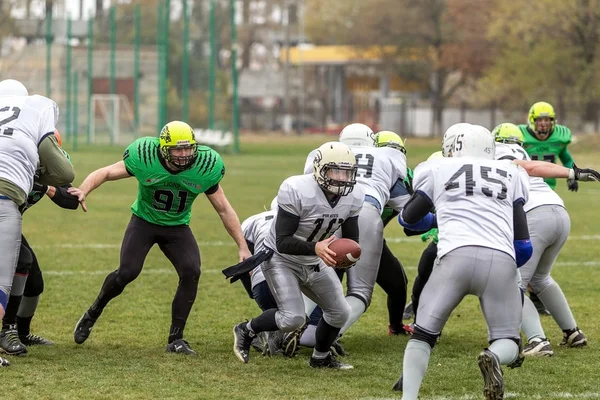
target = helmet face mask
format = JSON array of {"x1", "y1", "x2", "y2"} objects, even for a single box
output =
[
  {"x1": 528, "y1": 101, "x2": 556, "y2": 141},
  {"x1": 159, "y1": 121, "x2": 198, "y2": 170},
  {"x1": 313, "y1": 142, "x2": 358, "y2": 196}
]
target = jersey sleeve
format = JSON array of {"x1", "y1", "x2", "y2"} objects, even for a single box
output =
[
  {"x1": 122, "y1": 139, "x2": 144, "y2": 176},
  {"x1": 349, "y1": 184, "x2": 365, "y2": 218},
  {"x1": 412, "y1": 161, "x2": 435, "y2": 202},
  {"x1": 30, "y1": 95, "x2": 59, "y2": 143},
  {"x1": 277, "y1": 178, "x2": 302, "y2": 217},
  {"x1": 303, "y1": 149, "x2": 317, "y2": 175}
]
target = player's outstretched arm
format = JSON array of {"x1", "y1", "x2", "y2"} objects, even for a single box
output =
[
  {"x1": 37, "y1": 134, "x2": 75, "y2": 186},
  {"x1": 513, "y1": 159, "x2": 600, "y2": 182},
  {"x1": 67, "y1": 161, "x2": 131, "y2": 212},
  {"x1": 206, "y1": 185, "x2": 251, "y2": 262}
]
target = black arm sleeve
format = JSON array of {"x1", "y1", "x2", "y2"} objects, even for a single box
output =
[
  {"x1": 341, "y1": 216, "x2": 359, "y2": 242},
  {"x1": 204, "y1": 183, "x2": 220, "y2": 195},
  {"x1": 402, "y1": 191, "x2": 434, "y2": 224},
  {"x1": 513, "y1": 199, "x2": 530, "y2": 240},
  {"x1": 275, "y1": 207, "x2": 317, "y2": 255},
  {"x1": 50, "y1": 185, "x2": 79, "y2": 210}
]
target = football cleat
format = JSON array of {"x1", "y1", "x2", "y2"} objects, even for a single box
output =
[
  {"x1": 560, "y1": 329, "x2": 587, "y2": 348},
  {"x1": 522, "y1": 338, "x2": 553, "y2": 357},
  {"x1": 0, "y1": 325, "x2": 27, "y2": 355},
  {"x1": 403, "y1": 302, "x2": 414, "y2": 320},
  {"x1": 389, "y1": 324, "x2": 414, "y2": 336},
  {"x1": 73, "y1": 311, "x2": 97, "y2": 344},
  {"x1": 0, "y1": 356, "x2": 10, "y2": 367},
  {"x1": 330, "y1": 336, "x2": 348, "y2": 357},
  {"x1": 233, "y1": 322, "x2": 255, "y2": 363},
  {"x1": 19, "y1": 333, "x2": 54, "y2": 346},
  {"x1": 309, "y1": 352, "x2": 353, "y2": 370},
  {"x1": 265, "y1": 330, "x2": 284, "y2": 357},
  {"x1": 251, "y1": 332, "x2": 268, "y2": 355},
  {"x1": 281, "y1": 318, "x2": 309, "y2": 358},
  {"x1": 392, "y1": 373, "x2": 403, "y2": 391},
  {"x1": 165, "y1": 338, "x2": 197, "y2": 355},
  {"x1": 478, "y1": 349, "x2": 504, "y2": 400}
]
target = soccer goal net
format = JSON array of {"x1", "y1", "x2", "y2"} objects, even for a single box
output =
[{"x1": 90, "y1": 94, "x2": 136, "y2": 145}]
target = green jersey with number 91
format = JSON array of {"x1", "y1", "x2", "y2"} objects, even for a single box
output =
[
  {"x1": 123, "y1": 137, "x2": 225, "y2": 226},
  {"x1": 518, "y1": 124, "x2": 573, "y2": 189}
]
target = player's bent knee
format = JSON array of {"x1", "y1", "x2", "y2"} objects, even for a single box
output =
[
  {"x1": 413, "y1": 325, "x2": 439, "y2": 349},
  {"x1": 324, "y1": 301, "x2": 352, "y2": 328},
  {"x1": 529, "y1": 277, "x2": 555, "y2": 295},
  {"x1": 346, "y1": 292, "x2": 370, "y2": 310},
  {"x1": 278, "y1": 313, "x2": 306, "y2": 332}
]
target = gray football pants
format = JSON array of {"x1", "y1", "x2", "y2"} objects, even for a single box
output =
[
  {"x1": 346, "y1": 202, "x2": 384, "y2": 307},
  {"x1": 0, "y1": 198, "x2": 22, "y2": 304},
  {"x1": 262, "y1": 252, "x2": 351, "y2": 331},
  {"x1": 519, "y1": 205, "x2": 570, "y2": 293},
  {"x1": 416, "y1": 246, "x2": 521, "y2": 342}
]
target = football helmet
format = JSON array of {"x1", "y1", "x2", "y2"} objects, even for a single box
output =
[
  {"x1": 427, "y1": 151, "x2": 443, "y2": 161},
  {"x1": 528, "y1": 101, "x2": 555, "y2": 139},
  {"x1": 374, "y1": 131, "x2": 406, "y2": 154},
  {"x1": 159, "y1": 120, "x2": 198, "y2": 170},
  {"x1": 451, "y1": 125, "x2": 495, "y2": 160},
  {"x1": 313, "y1": 142, "x2": 357, "y2": 196},
  {"x1": 442, "y1": 123, "x2": 472, "y2": 157},
  {"x1": 0, "y1": 79, "x2": 28, "y2": 96},
  {"x1": 492, "y1": 123, "x2": 524, "y2": 146},
  {"x1": 339, "y1": 123, "x2": 375, "y2": 147}
]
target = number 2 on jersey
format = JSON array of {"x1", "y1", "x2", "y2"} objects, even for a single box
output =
[
  {"x1": 307, "y1": 218, "x2": 344, "y2": 242},
  {"x1": 152, "y1": 189, "x2": 188, "y2": 213},
  {"x1": 0, "y1": 106, "x2": 21, "y2": 136},
  {"x1": 445, "y1": 164, "x2": 508, "y2": 200}
]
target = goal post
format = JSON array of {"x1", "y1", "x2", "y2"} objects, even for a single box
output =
[{"x1": 89, "y1": 94, "x2": 136, "y2": 145}]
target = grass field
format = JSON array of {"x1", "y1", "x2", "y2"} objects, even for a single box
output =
[{"x1": 3, "y1": 133, "x2": 600, "y2": 400}]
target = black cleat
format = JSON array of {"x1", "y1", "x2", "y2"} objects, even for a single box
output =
[
  {"x1": 266, "y1": 330, "x2": 284, "y2": 357},
  {"x1": 309, "y1": 352, "x2": 353, "y2": 370},
  {"x1": 281, "y1": 318, "x2": 309, "y2": 358},
  {"x1": 330, "y1": 336, "x2": 348, "y2": 357},
  {"x1": 0, "y1": 356, "x2": 10, "y2": 367},
  {"x1": 166, "y1": 338, "x2": 197, "y2": 355},
  {"x1": 0, "y1": 325, "x2": 27, "y2": 355},
  {"x1": 233, "y1": 322, "x2": 255, "y2": 363},
  {"x1": 392, "y1": 373, "x2": 403, "y2": 391},
  {"x1": 19, "y1": 333, "x2": 54, "y2": 346},
  {"x1": 74, "y1": 311, "x2": 97, "y2": 344},
  {"x1": 478, "y1": 349, "x2": 504, "y2": 400},
  {"x1": 251, "y1": 332, "x2": 268, "y2": 355}
]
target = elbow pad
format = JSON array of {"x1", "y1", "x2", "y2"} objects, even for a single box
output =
[
  {"x1": 398, "y1": 212, "x2": 436, "y2": 232},
  {"x1": 514, "y1": 239, "x2": 533, "y2": 268}
]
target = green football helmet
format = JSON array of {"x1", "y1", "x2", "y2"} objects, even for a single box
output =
[
  {"x1": 492, "y1": 123, "x2": 524, "y2": 146},
  {"x1": 528, "y1": 101, "x2": 556, "y2": 139},
  {"x1": 374, "y1": 130, "x2": 406, "y2": 154},
  {"x1": 159, "y1": 120, "x2": 198, "y2": 170}
]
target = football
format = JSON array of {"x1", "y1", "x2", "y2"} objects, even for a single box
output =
[{"x1": 328, "y1": 238, "x2": 361, "y2": 268}]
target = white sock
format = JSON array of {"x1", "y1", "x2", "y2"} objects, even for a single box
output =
[
  {"x1": 340, "y1": 296, "x2": 366, "y2": 334},
  {"x1": 488, "y1": 339, "x2": 519, "y2": 365},
  {"x1": 299, "y1": 324, "x2": 317, "y2": 347},
  {"x1": 521, "y1": 296, "x2": 546, "y2": 341},
  {"x1": 401, "y1": 339, "x2": 431, "y2": 400}
]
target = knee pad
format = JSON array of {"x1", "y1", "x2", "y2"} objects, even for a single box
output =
[
  {"x1": 413, "y1": 325, "x2": 439, "y2": 349},
  {"x1": 489, "y1": 336, "x2": 521, "y2": 347},
  {"x1": 277, "y1": 312, "x2": 306, "y2": 332}
]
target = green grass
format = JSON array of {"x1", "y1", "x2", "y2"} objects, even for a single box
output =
[{"x1": 3, "y1": 134, "x2": 600, "y2": 399}]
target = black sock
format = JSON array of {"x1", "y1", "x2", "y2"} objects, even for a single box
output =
[
  {"x1": 2, "y1": 295, "x2": 22, "y2": 329},
  {"x1": 16, "y1": 316, "x2": 33, "y2": 337},
  {"x1": 168, "y1": 326, "x2": 184, "y2": 344},
  {"x1": 168, "y1": 275, "x2": 199, "y2": 344},
  {"x1": 314, "y1": 318, "x2": 341, "y2": 353},
  {"x1": 249, "y1": 308, "x2": 278, "y2": 334},
  {"x1": 88, "y1": 271, "x2": 126, "y2": 319}
]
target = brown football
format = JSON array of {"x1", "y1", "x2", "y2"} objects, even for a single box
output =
[{"x1": 328, "y1": 238, "x2": 361, "y2": 268}]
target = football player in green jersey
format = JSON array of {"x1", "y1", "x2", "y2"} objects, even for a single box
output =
[
  {"x1": 519, "y1": 101, "x2": 578, "y2": 191},
  {"x1": 69, "y1": 121, "x2": 251, "y2": 355}
]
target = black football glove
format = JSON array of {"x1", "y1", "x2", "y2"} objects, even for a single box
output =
[
  {"x1": 571, "y1": 164, "x2": 600, "y2": 182},
  {"x1": 567, "y1": 179, "x2": 578, "y2": 192}
]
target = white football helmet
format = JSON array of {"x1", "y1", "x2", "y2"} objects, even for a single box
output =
[
  {"x1": 313, "y1": 141, "x2": 358, "y2": 196},
  {"x1": 451, "y1": 125, "x2": 495, "y2": 160},
  {"x1": 339, "y1": 123, "x2": 375, "y2": 147},
  {"x1": 270, "y1": 196, "x2": 278, "y2": 211},
  {"x1": 442, "y1": 123, "x2": 472, "y2": 157},
  {"x1": 0, "y1": 79, "x2": 29, "y2": 96}
]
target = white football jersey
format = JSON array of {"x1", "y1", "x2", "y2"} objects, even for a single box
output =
[
  {"x1": 242, "y1": 210, "x2": 276, "y2": 289},
  {"x1": 264, "y1": 174, "x2": 364, "y2": 265},
  {"x1": 303, "y1": 146, "x2": 407, "y2": 213},
  {"x1": 0, "y1": 95, "x2": 59, "y2": 194},
  {"x1": 495, "y1": 143, "x2": 564, "y2": 212},
  {"x1": 413, "y1": 157, "x2": 530, "y2": 259}
]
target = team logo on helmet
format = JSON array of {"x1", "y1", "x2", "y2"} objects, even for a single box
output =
[{"x1": 160, "y1": 125, "x2": 172, "y2": 144}]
